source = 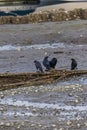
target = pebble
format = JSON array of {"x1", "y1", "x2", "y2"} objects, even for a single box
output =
[
  {"x1": 11, "y1": 93, "x2": 15, "y2": 96},
  {"x1": 25, "y1": 91, "x2": 29, "y2": 94},
  {"x1": 65, "y1": 86, "x2": 70, "y2": 89},
  {"x1": 59, "y1": 128, "x2": 63, "y2": 130},
  {"x1": 32, "y1": 108, "x2": 37, "y2": 113},
  {"x1": 75, "y1": 99, "x2": 79, "y2": 103},
  {"x1": 51, "y1": 124, "x2": 56, "y2": 127},
  {"x1": 84, "y1": 122, "x2": 87, "y2": 126},
  {"x1": 38, "y1": 124, "x2": 42, "y2": 127},
  {"x1": 42, "y1": 125, "x2": 47, "y2": 129},
  {"x1": 53, "y1": 128, "x2": 58, "y2": 130},
  {"x1": 17, "y1": 125, "x2": 21, "y2": 129},
  {"x1": 57, "y1": 32, "x2": 61, "y2": 34},
  {"x1": 31, "y1": 124, "x2": 35, "y2": 127},
  {"x1": 35, "y1": 89, "x2": 38, "y2": 93},
  {"x1": 0, "y1": 122, "x2": 4, "y2": 126},
  {"x1": 0, "y1": 94, "x2": 4, "y2": 99},
  {"x1": 77, "y1": 123, "x2": 81, "y2": 128},
  {"x1": 17, "y1": 47, "x2": 21, "y2": 52},
  {"x1": 67, "y1": 120, "x2": 72, "y2": 125},
  {"x1": 5, "y1": 122, "x2": 11, "y2": 126},
  {"x1": 80, "y1": 34, "x2": 83, "y2": 37},
  {"x1": 45, "y1": 52, "x2": 48, "y2": 55},
  {"x1": 68, "y1": 93, "x2": 73, "y2": 97},
  {"x1": 66, "y1": 18, "x2": 69, "y2": 21},
  {"x1": 26, "y1": 107, "x2": 30, "y2": 110}
]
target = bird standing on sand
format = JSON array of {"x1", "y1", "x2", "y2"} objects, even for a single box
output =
[
  {"x1": 71, "y1": 58, "x2": 77, "y2": 70},
  {"x1": 43, "y1": 56, "x2": 50, "y2": 71},
  {"x1": 34, "y1": 60, "x2": 43, "y2": 73},
  {"x1": 50, "y1": 58, "x2": 57, "y2": 69}
]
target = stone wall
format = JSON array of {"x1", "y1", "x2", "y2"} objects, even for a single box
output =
[{"x1": 0, "y1": 8, "x2": 87, "y2": 24}]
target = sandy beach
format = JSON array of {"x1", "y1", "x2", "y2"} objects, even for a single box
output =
[
  {"x1": 0, "y1": 2, "x2": 87, "y2": 130},
  {"x1": 0, "y1": 19, "x2": 87, "y2": 130},
  {"x1": 0, "y1": 20, "x2": 87, "y2": 73}
]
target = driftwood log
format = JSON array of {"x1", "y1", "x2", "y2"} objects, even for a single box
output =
[{"x1": 0, "y1": 70, "x2": 87, "y2": 91}]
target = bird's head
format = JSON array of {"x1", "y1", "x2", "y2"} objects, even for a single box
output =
[
  {"x1": 71, "y1": 58, "x2": 75, "y2": 61},
  {"x1": 45, "y1": 54, "x2": 50, "y2": 59},
  {"x1": 34, "y1": 60, "x2": 36, "y2": 63},
  {"x1": 46, "y1": 56, "x2": 49, "y2": 58}
]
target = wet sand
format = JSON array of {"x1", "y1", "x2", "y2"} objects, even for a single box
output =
[
  {"x1": 0, "y1": 20, "x2": 87, "y2": 73},
  {"x1": 0, "y1": 79, "x2": 87, "y2": 130},
  {"x1": 0, "y1": 20, "x2": 87, "y2": 129}
]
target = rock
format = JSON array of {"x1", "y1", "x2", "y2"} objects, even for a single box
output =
[
  {"x1": 67, "y1": 120, "x2": 72, "y2": 125},
  {"x1": 6, "y1": 122, "x2": 11, "y2": 126},
  {"x1": 75, "y1": 99, "x2": 79, "y2": 103},
  {"x1": 51, "y1": 124, "x2": 56, "y2": 127},
  {"x1": 84, "y1": 122, "x2": 87, "y2": 126},
  {"x1": 0, "y1": 9, "x2": 87, "y2": 24},
  {"x1": 68, "y1": 93, "x2": 73, "y2": 97},
  {"x1": 0, "y1": 122, "x2": 4, "y2": 126},
  {"x1": 59, "y1": 128, "x2": 63, "y2": 130},
  {"x1": 77, "y1": 123, "x2": 81, "y2": 128}
]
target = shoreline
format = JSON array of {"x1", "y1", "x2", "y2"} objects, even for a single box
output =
[
  {"x1": 0, "y1": 20, "x2": 87, "y2": 73},
  {"x1": 0, "y1": 2, "x2": 87, "y2": 24},
  {"x1": 0, "y1": 3, "x2": 87, "y2": 129}
]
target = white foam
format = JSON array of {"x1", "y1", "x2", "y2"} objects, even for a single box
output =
[
  {"x1": 0, "y1": 42, "x2": 87, "y2": 51},
  {"x1": 3, "y1": 111, "x2": 37, "y2": 117},
  {"x1": 0, "y1": 98, "x2": 87, "y2": 111},
  {"x1": 0, "y1": 43, "x2": 65, "y2": 51},
  {"x1": 0, "y1": 43, "x2": 87, "y2": 51}
]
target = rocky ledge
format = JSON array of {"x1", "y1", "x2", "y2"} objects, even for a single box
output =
[{"x1": 0, "y1": 8, "x2": 87, "y2": 24}]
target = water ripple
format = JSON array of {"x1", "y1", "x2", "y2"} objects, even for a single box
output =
[
  {"x1": 0, "y1": 43, "x2": 86, "y2": 51},
  {"x1": 0, "y1": 98, "x2": 87, "y2": 111}
]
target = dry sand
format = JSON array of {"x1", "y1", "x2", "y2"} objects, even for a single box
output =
[{"x1": 36, "y1": 2, "x2": 87, "y2": 11}]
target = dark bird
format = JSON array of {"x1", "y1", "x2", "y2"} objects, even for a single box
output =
[
  {"x1": 50, "y1": 58, "x2": 57, "y2": 69},
  {"x1": 43, "y1": 56, "x2": 50, "y2": 71},
  {"x1": 71, "y1": 58, "x2": 77, "y2": 70},
  {"x1": 34, "y1": 60, "x2": 43, "y2": 73}
]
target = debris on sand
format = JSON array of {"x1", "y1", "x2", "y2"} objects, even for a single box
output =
[{"x1": 0, "y1": 70, "x2": 87, "y2": 91}]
